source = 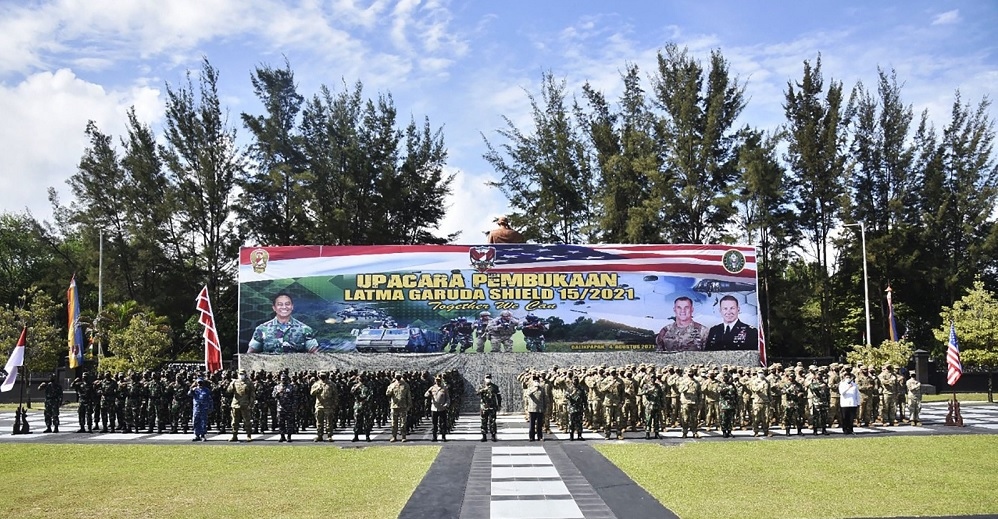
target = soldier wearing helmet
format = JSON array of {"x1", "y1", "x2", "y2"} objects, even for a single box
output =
[{"x1": 473, "y1": 311, "x2": 492, "y2": 353}]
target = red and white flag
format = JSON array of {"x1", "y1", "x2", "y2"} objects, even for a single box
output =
[
  {"x1": 757, "y1": 323, "x2": 768, "y2": 367},
  {"x1": 946, "y1": 322, "x2": 962, "y2": 386},
  {"x1": 1, "y1": 327, "x2": 27, "y2": 392},
  {"x1": 196, "y1": 286, "x2": 222, "y2": 373}
]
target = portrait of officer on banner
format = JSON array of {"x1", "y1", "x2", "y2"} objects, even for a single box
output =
[
  {"x1": 655, "y1": 296, "x2": 708, "y2": 352},
  {"x1": 247, "y1": 291, "x2": 319, "y2": 354},
  {"x1": 704, "y1": 294, "x2": 758, "y2": 351}
]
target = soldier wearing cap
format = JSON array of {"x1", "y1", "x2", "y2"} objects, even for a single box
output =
[
  {"x1": 487, "y1": 216, "x2": 525, "y2": 244},
  {"x1": 878, "y1": 364, "x2": 899, "y2": 426},
  {"x1": 677, "y1": 368, "x2": 702, "y2": 438},
  {"x1": 227, "y1": 369, "x2": 256, "y2": 442},
  {"x1": 856, "y1": 366, "x2": 875, "y2": 426},
  {"x1": 905, "y1": 372, "x2": 922, "y2": 426},
  {"x1": 598, "y1": 369, "x2": 624, "y2": 439},
  {"x1": 311, "y1": 371, "x2": 338, "y2": 442}
]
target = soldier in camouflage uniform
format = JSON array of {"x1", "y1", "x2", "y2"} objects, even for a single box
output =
[
  {"x1": 477, "y1": 374, "x2": 502, "y2": 442},
  {"x1": 878, "y1": 365, "x2": 899, "y2": 426},
  {"x1": 748, "y1": 370, "x2": 772, "y2": 437},
  {"x1": 781, "y1": 371, "x2": 806, "y2": 436},
  {"x1": 114, "y1": 373, "x2": 127, "y2": 432},
  {"x1": 124, "y1": 373, "x2": 145, "y2": 433},
  {"x1": 637, "y1": 373, "x2": 663, "y2": 439},
  {"x1": 826, "y1": 364, "x2": 841, "y2": 427},
  {"x1": 146, "y1": 372, "x2": 170, "y2": 433},
  {"x1": 677, "y1": 368, "x2": 701, "y2": 438},
  {"x1": 621, "y1": 371, "x2": 639, "y2": 432},
  {"x1": 311, "y1": 372, "x2": 339, "y2": 442},
  {"x1": 487, "y1": 311, "x2": 519, "y2": 353},
  {"x1": 38, "y1": 375, "x2": 63, "y2": 433},
  {"x1": 473, "y1": 311, "x2": 492, "y2": 353},
  {"x1": 521, "y1": 314, "x2": 548, "y2": 352},
  {"x1": 565, "y1": 377, "x2": 587, "y2": 441},
  {"x1": 665, "y1": 367, "x2": 681, "y2": 427},
  {"x1": 598, "y1": 369, "x2": 624, "y2": 439},
  {"x1": 351, "y1": 375, "x2": 374, "y2": 442},
  {"x1": 906, "y1": 372, "x2": 922, "y2": 426},
  {"x1": 808, "y1": 372, "x2": 831, "y2": 435},
  {"x1": 701, "y1": 371, "x2": 720, "y2": 431},
  {"x1": 228, "y1": 369, "x2": 256, "y2": 442},
  {"x1": 71, "y1": 373, "x2": 95, "y2": 433},
  {"x1": 856, "y1": 367, "x2": 875, "y2": 426},
  {"x1": 386, "y1": 373, "x2": 412, "y2": 442},
  {"x1": 169, "y1": 373, "x2": 192, "y2": 434},
  {"x1": 273, "y1": 373, "x2": 297, "y2": 442},
  {"x1": 97, "y1": 372, "x2": 118, "y2": 433},
  {"x1": 718, "y1": 374, "x2": 739, "y2": 438}
]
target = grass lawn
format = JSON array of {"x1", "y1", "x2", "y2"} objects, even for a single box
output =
[
  {"x1": 0, "y1": 444, "x2": 438, "y2": 519},
  {"x1": 597, "y1": 435, "x2": 998, "y2": 519},
  {"x1": 922, "y1": 392, "x2": 992, "y2": 403}
]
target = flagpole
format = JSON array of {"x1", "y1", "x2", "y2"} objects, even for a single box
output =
[{"x1": 98, "y1": 230, "x2": 104, "y2": 357}]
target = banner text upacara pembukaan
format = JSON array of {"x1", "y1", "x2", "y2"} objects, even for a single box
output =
[{"x1": 344, "y1": 272, "x2": 636, "y2": 303}]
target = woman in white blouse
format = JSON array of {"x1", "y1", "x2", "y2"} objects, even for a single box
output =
[{"x1": 838, "y1": 371, "x2": 860, "y2": 435}]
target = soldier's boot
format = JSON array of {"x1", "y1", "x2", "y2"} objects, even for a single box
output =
[
  {"x1": 246, "y1": 434, "x2": 253, "y2": 442},
  {"x1": 314, "y1": 434, "x2": 322, "y2": 442},
  {"x1": 286, "y1": 434, "x2": 292, "y2": 443},
  {"x1": 644, "y1": 431, "x2": 650, "y2": 439},
  {"x1": 569, "y1": 432, "x2": 575, "y2": 441},
  {"x1": 352, "y1": 435, "x2": 360, "y2": 442},
  {"x1": 53, "y1": 424, "x2": 59, "y2": 433},
  {"x1": 279, "y1": 434, "x2": 286, "y2": 442},
  {"x1": 797, "y1": 426, "x2": 804, "y2": 435},
  {"x1": 785, "y1": 427, "x2": 791, "y2": 436},
  {"x1": 390, "y1": 436, "x2": 397, "y2": 442},
  {"x1": 491, "y1": 434, "x2": 497, "y2": 442},
  {"x1": 481, "y1": 434, "x2": 487, "y2": 442},
  {"x1": 821, "y1": 427, "x2": 829, "y2": 435},
  {"x1": 229, "y1": 434, "x2": 238, "y2": 442},
  {"x1": 365, "y1": 434, "x2": 371, "y2": 442}
]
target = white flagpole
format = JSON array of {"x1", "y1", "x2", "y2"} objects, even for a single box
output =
[{"x1": 98, "y1": 229, "x2": 104, "y2": 357}]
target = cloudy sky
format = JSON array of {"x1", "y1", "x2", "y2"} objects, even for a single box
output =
[{"x1": 1, "y1": 0, "x2": 995, "y2": 241}]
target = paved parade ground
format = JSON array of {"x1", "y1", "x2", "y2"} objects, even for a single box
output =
[{"x1": 3, "y1": 402, "x2": 998, "y2": 518}]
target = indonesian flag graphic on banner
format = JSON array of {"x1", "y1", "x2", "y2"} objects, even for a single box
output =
[{"x1": 196, "y1": 286, "x2": 222, "y2": 372}]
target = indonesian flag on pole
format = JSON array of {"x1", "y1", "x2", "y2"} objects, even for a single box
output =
[
  {"x1": 1, "y1": 327, "x2": 27, "y2": 392},
  {"x1": 946, "y1": 321, "x2": 962, "y2": 386},
  {"x1": 196, "y1": 286, "x2": 222, "y2": 373}
]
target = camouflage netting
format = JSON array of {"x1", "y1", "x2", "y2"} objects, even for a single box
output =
[{"x1": 240, "y1": 351, "x2": 759, "y2": 413}]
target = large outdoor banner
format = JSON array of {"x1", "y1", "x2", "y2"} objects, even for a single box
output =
[{"x1": 238, "y1": 244, "x2": 761, "y2": 357}]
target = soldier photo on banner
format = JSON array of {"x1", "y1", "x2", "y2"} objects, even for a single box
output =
[{"x1": 236, "y1": 244, "x2": 762, "y2": 358}]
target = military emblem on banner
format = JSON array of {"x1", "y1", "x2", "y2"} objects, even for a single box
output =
[
  {"x1": 251, "y1": 248, "x2": 270, "y2": 273},
  {"x1": 469, "y1": 246, "x2": 496, "y2": 272},
  {"x1": 721, "y1": 249, "x2": 746, "y2": 274}
]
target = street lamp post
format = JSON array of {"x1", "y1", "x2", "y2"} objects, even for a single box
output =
[{"x1": 844, "y1": 222, "x2": 871, "y2": 346}]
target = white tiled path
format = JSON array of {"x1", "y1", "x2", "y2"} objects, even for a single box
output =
[{"x1": 490, "y1": 446, "x2": 583, "y2": 519}]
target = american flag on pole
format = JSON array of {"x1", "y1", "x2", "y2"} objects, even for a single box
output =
[
  {"x1": 196, "y1": 286, "x2": 222, "y2": 372},
  {"x1": 946, "y1": 322, "x2": 962, "y2": 386}
]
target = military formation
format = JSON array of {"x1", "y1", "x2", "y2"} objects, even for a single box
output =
[
  {"x1": 34, "y1": 360, "x2": 923, "y2": 442},
  {"x1": 514, "y1": 361, "x2": 924, "y2": 440},
  {"x1": 441, "y1": 310, "x2": 547, "y2": 353},
  {"x1": 44, "y1": 367, "x2": 464, "y2": 442}
]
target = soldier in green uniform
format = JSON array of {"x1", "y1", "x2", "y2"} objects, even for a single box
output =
[
  {"x1": 701, "y1": 371, "x2": 720, "y2": 431},
  {"x1": 565, "y1": 377, "x2": 587, "y2": 441},
  {"x1": 637, "y1": 374, "x2": 664, "y2": 439},
  {"x1": 677, "y1": 368, "x2": 702, "y2": 438},
  {"x1": 477, "y1": 374, "x2": 502, "y2": 442},
  {"x1": 123, "y1": 373, "x2": 145, "y2": 433},
  {"x1": 718, "y1": 374, "x2": 739, "y2": 438},
  {"x1": 781, "y1": 371, "x2": 806, "y2": 436},
  {"x1": 351, "y1": 375, "x2": 374, "y2": 442},
  {"x1": 273, "y1": 373, "x2": 297, "y2": 442},
  {"x1": 97, "y1": 372, "x2": 118, "y2": 433},
  {"x1": 38, "y1": 375, "x2": 63, "y2": 433},
  {"x1": 808, "y1": 372, "x2": 831, "y2": 435},
  {"x1": 72, "y1": 373, "x2": 96, "y2": 433}
]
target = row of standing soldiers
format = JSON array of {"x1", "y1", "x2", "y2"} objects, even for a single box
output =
[
  {"x1": 41, "y1": 368, "x2": 464, "y2": 441},
  {"x1": 515, "y1": 361, "x2": 923, "y2": 440}
]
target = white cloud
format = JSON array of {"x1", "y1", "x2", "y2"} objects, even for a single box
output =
[
  {"x1": 931, "y1": 9, "x2": 960, "y2": 26},
  {"x1": 438, "y1": 166, "x2": 509, "y2": 242},
  {"x1": 0, "y1": 69, "x2": 162, "y2": 220}
]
